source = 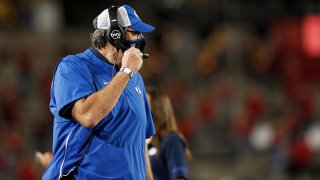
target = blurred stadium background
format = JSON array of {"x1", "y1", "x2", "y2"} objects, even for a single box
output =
[{"x1": 1, "y1": 0, "x2": 320, "y2": 179}]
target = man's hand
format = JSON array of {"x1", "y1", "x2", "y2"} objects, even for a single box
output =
[
  {"x1": 35, "y1": 151, "x2": 53, "y2": 168},
  {"x1": 146, "y1": 137, "x2": 152, "y2": 146},
  {"x1": 121, "y1": 47, "x2": 143, "y2": 73}
]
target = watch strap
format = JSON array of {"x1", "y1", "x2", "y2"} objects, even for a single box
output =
[{"x1": 119, "y1": 67, "x2": 134, "y2": 78}]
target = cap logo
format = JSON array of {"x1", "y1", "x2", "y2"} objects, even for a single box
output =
[
  {"x1": 110, "y1": 30, "x2": 121, "y2": 39},
  {"x1": 134, "y1": 10, "x2": 139, "y2": 18}
]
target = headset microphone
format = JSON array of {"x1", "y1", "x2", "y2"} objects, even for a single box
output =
[{"x1": 142, "y1": 53, "x2": 149, "y2": 59}]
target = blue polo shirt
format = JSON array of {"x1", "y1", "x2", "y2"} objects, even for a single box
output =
[
  {"x1": 43, "y1": 48, "x2": 155, "y2": 180},
  {"x1": 149, "y1": 133, "x2": 188, "y2": 180}
]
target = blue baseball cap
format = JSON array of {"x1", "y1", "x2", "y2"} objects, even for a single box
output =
[{"x1": 95, "y1": 5, "x2": 155, "y2": 33}]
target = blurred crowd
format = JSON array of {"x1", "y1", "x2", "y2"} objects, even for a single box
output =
[{"x1": 1, "y1": 0, "x2": 320, "y2": 179}]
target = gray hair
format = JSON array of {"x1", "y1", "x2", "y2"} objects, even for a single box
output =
[{"x1": 90, "y1": 29, "x2": 108, "y2": 49}]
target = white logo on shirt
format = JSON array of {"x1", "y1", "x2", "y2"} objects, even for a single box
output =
[
  {"x1": 103, "y1": 81, "x2": 109, "y2": 85},
  {"x1": 135, "y1": 86, "x2": 142, "y2": 94}
]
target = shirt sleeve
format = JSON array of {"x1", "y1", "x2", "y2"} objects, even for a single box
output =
[
  {"x1": 143, "y1": 87, "x2": 156, "y2": 138},
  {"x1": 164, "y1": 134, "x2": 189, "y2": 180},
  {"x1": 53, "y1": 58, "x2": 95, "y2": 119}
]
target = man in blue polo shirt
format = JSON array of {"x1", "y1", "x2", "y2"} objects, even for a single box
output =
[{"x1": 43, "y1": 5, "x2": 155, "y2": 180}]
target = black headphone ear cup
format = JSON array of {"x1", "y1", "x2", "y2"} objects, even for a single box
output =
[{"x1": 107, "y1": 5, "x2": 125, "y2": 49}]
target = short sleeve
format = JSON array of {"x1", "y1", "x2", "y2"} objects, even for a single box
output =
[
  {"x1": 53, "y1": 58, "x2": 95, "y2": 119},
  {"x1": 164, "y1": 135, "x2": 188, "y2": 180}
]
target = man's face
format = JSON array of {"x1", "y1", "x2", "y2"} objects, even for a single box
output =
[
  {"x1": 124, "y1": 27, "x2": 147, "y2": 53},
  {"x1": 115, "y1": 27, "x2": 144, "y2": 64},
  {"x1": 125, "y1": 27, "x2": 144, "y2": 40}
]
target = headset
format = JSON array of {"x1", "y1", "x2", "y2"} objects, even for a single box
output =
[
  {"x1": 92, "y1": 5, "x2": 124, "y2": 50},
  {"x1": 93, "y1": 5, "x2": 149, "y2": 58},
  {"x1": 105, "y1": 5, "x2": 125, "y2": 50}
]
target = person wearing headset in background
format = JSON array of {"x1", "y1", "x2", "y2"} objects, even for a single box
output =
[
  {"x1": 147, "y1": 88, "x2": 192, "y2": 180},
  {"x1": 43, "y1": 5, "x2": 155, "y2": 180}
]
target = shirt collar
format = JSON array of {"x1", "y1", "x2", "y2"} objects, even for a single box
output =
[
  {"x1": 89, "y1": 47, "x2": 120, "y2": 71},
  {"x1": 89, "y1": 47, "x2": 113, "y2": 65}
]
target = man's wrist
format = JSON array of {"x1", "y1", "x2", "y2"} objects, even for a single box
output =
[{"x1": 119, "y1": 67, "x2": 134, "y2": 79}]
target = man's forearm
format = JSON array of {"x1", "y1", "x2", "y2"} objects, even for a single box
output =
[{"x1": 72, "y1": 72, "x2": 130, "y2": 128}]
